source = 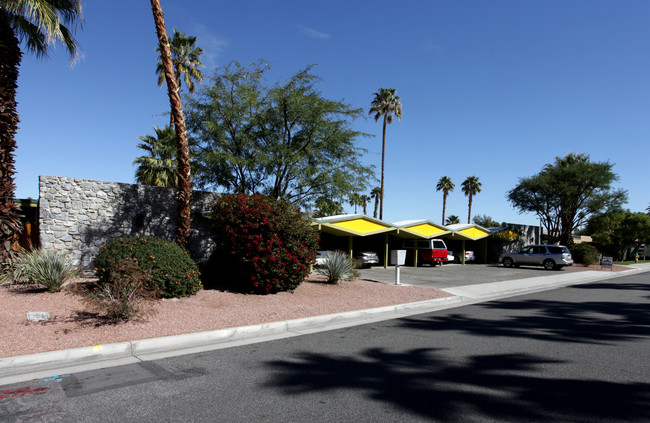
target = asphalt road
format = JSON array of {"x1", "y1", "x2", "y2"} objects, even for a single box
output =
[{"x1": 1, "y1": 272, "x2": 648, "y2": 422}]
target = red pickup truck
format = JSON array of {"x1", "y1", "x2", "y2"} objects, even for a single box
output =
[{"x1": 403, "y1": 239, "x2": 449, "y2": 267}]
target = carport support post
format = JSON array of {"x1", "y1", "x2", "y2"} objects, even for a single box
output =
[
  {"x1": 462, "y1": 239, "x2": 466, "y2": 265},
  {"x1": 384, "y1": 233, "x2": 389, "y2": 268},
  {"x1": 348, "y1": 236, "x2": 353, "y2": 258}
]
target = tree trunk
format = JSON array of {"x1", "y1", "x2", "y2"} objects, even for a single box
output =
[
  {"x1": 442, "y1": 193, "x2": 447, "y2": 224},
  {"x1": 380, "y1": 116, "x2": 387, "y2": 220},
  {"x1": 0, "y1": 10, "x2": 24, "y2": 259},
  {"x1": 467, "y1": 194, "x2": 472, "y2": 224},
  {"x1": 149, "y1": 0, "x2": 192, "y2": 247}
]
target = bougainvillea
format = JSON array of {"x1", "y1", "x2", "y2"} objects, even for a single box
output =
[
  {"x1": 210, "y1": 194, "x2": 318, "y2": 294},
  {"x1": 94, "y1": 236, "x2": 202, "y2": 298}
]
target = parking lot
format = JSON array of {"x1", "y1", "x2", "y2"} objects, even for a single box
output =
[{"x1": 357, "y1": 263, "x2": 567, "y2": 289}]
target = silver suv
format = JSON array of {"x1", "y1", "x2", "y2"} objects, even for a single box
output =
[{"x1": 500, "y1": 244, "x2": 573, "y2": 270}]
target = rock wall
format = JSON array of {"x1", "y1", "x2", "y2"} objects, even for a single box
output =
[{"x1": 39, "y1": 175, "x2": 220, "y2": 269}]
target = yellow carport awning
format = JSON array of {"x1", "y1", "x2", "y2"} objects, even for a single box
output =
[
  {"x1": 445, "y1": 223, "x2": 491, "y2": 240},
  {"x1": 312, "y1": 214, "x2": 396, "y2": 237},
  {"x1": 393, "y1": 220, "x2": 451, "y2": 239}
]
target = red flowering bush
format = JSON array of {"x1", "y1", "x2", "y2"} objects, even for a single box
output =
[{"x1": 210, "y1": 194, "x2": 318, "y2": 294}]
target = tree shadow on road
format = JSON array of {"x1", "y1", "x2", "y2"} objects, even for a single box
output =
[{"x1": 265, "y1": 347, "x2": 650, "y2": 421}]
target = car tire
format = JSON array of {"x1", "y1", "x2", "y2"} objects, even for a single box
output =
[
  {"x1": 502, "y1": 257, "x2": 514, "y2": 268},
  {"x1": 543, "y1": 259, "x2": 556, "y2": 270}
]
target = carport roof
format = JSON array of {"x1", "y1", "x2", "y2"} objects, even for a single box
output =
[
  {"x1": 393, "y1": 220, "x2": 451, "y2": 239},
  {"x1": 444, "y1": 223, "x2": 491, "y2": 240},
  {"x1": 312, "y1": 214, "x2": 396, "y2": 237}
]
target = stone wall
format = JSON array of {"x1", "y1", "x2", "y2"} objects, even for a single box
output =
[{"x1": 39, "y1": 175, "x2": 220, "y2": 269}]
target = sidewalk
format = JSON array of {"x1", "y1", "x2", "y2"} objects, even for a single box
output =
[{"x1": 2, "y1": 263, "x2": 649, "y2": 385}]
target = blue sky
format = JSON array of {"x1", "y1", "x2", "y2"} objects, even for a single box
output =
[{"x1": 14, "y1": 0, "x2": 650, "y2": 226}]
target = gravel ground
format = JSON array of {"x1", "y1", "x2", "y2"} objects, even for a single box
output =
[{"x1": 0, "y1": 275, "x2": 451, "y2": 358}]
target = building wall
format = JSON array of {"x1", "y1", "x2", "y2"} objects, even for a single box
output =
[{"x1": 39, "y1": 175, "x2": 220, "y2": 269}]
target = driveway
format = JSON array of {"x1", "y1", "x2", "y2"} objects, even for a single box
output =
[{"x1": 357, "y1": 263, "x2": 574, "y2": 289}]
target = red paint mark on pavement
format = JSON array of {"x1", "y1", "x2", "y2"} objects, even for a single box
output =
[{"x1": 0, "y1": 386, "x2": 49, "y2": 400}]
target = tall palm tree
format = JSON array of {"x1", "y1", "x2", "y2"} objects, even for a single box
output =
[
  {"x1": 461, "y1": 176, "x2": 482, "y2": 224},
  {"x1": 359, "y1": 194, "x2": 370, "y2": 215},
  {"x1": 435, "y1": 176, "x2": 455, "y2": 225},
  {"x1": 370, "y1": 187, "x2": 381, "y2": 219},
  {"x1": 0, "y1": 0, "x2": 82, "y2": 260},
  {"x1": 134, "y1": 126, "x2": 180, "y2": 188},
  {"x1": 156, "y1": 28, "x2": 204, "y2": 128},
  {"x1": 348, "y1": 193, "x2": 361, "y2": 214},
  {"x1": 150, "y1": 0, "x2": 192, "y2": 247},
  {"x1": 369, "y1": 88, "x2": 402, "y2": 220},
  {"x1": 445, "y1": 215, "x2": 460, "y2": 225}
]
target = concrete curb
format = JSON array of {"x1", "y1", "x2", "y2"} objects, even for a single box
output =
[{"x1": 1, "y1": 264, "x2": 648, "y2": 383}]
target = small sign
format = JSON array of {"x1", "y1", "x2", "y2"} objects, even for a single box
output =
[{"x1": 602, "y1": 256, "x2": 613, "y2": 269}]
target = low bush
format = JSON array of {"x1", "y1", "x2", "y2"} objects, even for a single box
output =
[
  {"x1": 314, "y1": 250, "x2": 356, "y2": 284},
  {"x1": 94, "y1": 237, "x2": 202, "y2": 298},
  {"x1": 73, "y1": 259, "x2": 155, "y2": 322},
  {"x1": 210, "y1": 193, "x2": 318, "y2": 294},
  {"x1": 569, "y1": 243, "x2": 599, "y2": 267},
  {"x1": 1, "y1": 248, "x2": 78, "y2": 292}
]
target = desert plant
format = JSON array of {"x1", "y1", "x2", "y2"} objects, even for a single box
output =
[
  {"x1": 94, "y1": 237, "x2": 201, "y2": 298},
  {"x1": 1, "y1": 248, "x2": 78, "y2": 292},
  {"x1": 314, "y1": 250, "x2": 356, "y2": 284},
  {"x1": 569, "y1": 243, "x2": 600, "y2": 267},
  {"x1": 74, "y1": 259, "x2": 155, "y2": 322},
  {"x1": 209, "y1": 193, "x2": 319, "y2": 294}
]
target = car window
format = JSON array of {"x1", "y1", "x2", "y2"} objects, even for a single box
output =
[
  {"x1": 432, "y1": 240, "x2": 446, "y2": 249},
  {"x1": 547, "y1": 246, "x2": 563, "y2": 254},
  {"x1": 533, "y1": 246, "x2": 546, "y2": 254},
  {"x1": 520, "y1": 246, "x2": 533, "y2": 254}
]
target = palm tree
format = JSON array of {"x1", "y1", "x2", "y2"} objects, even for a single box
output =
[
  {"x1": 348, "y1": 193, "x2": 362, "y2": 214},
  {"x1": 134, "y1": 127, "x2": 180, "y2": 188},
  {"x1": 461, "y1": 176, "x2": 482, "y2": 224},
  {"x1": 0, "y1": 0, "x2": 82, "y2": 260},
  {"x1": 370, "y1": 187, "x2": 381, "y2": 219},
  {"x1": 156, "y1": 28, "x2": 204, "y2": 128},
  {"x1": 369, "y1": 88, "x2": 402, "y2": 220},
  {"x1": 150, "y1": 0, "x2": 192, "y2": 247},
  {"x1": 445, "y1": 215, "x2": 460, "y2": 225},
  {"x1": 359, "y1": 194, "x2": 370, "y2": 215},
  {"x1": 435, "y1": 176, "x2": 455, "y2": 225}
]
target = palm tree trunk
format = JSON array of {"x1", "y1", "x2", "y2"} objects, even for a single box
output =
[
  {"x1": 150, "y1": 0, "x2": 192, "y2": 247},
  {"x1": 467, "y1": 194, "x2": 472, "y2": 224},
  {"x1": 380, "y1": 116, "x2": 387, "y2": 220},
  {"x1": 442, "y1": 193, "x2": 447, "y2": 224},
  {"x1": 0, "y1": 10, "x2": 24, "y2": 258}
]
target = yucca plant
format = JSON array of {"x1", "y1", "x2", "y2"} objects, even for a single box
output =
[
  {"x1": 1, "y1": 248, "x2": 78, "y2": 292},
  {"x1": 314, "y1": 250, "x2": 356, "y2": 284}
]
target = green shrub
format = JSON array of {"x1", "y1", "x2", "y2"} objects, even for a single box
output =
[
  {"x1": 209, "y1": 193, "x2": 318, "y2": 294},
  {"x1": 569, "y1": 243, "x2": 599, "y2": 267},
  {"x1": 94, "y1": 237, "x2": 202, "y2": 298},
  {"x1": 314, "y1": 250, "x2": 356, "y2": 284},
  {"x1": 1, "y1": 248, "x2": 78, "y2": 292},
  {"x1": 73, "y1": 259, "x2": 155, "y2": 322}
]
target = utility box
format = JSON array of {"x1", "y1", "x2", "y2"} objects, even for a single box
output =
[{"x1": 390, "y1": 249, "x2": 406, "y2": 266}]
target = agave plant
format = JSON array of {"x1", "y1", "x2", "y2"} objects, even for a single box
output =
[
  {"x1": 1, "y1": 248, "x2": 78, "y2": 292},
  {"x1": 314, "y1": 250, "x2": 356, "y2": 284}
]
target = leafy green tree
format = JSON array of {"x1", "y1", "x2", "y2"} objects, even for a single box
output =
[
  {"x1": 370, "y1": 187, "x2": 381, "y2": 218},
  {"x1": 0, "y1": 0, "x2": 82, "y2": 260},
  {"x1": 369, "y1": 88, "x2": 402, "y2": 220},
  {"x1": 445, "y1": 215, "x2": 460, "y2": 225},
  {"x1": 150, "y1": 0, "x2": 193, "y2": 247},
  {"x1": 313, "y1": 196, "x2": 344, "y2": 218},
  {"x1": 589, "y1": 210, "x2": 650, "y2": 260},
  {"x1": 186, "y1": 61, "x2": 374, "y2": 210},
  {"x1": 508, "y1": 153, "x2": 627, "y2": 245},
  {"x1": 156, "y1": 28, "x2": 204, "y2": 128},
  {"x1": 461, "y1": 176, "x2": 482, "y2": 224},
  {"x1": 435, "y1": 176, "x2": 454, "y2": 224},
  {"x1": 472, "y1": 214, "x2": 500, "y2": 228}
]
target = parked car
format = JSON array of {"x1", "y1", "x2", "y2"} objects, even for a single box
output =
[
  {"x1": 354, "y1": 251, "x2": 379, "y2": 268},
  {"x1": 402, "y1": 239, "x2": 448, "y2": 266},
  {"x1": 500, "y1": 244, "x2": 573, "y2": 270},
  {"x1": 446, "y1": 250, "x2": 455, "y2": 263},
  {"x1": 453, "y1": 250, "x2": 475, "y2": 263},
  {"x1": 315, "y1": 250, "x2": 332, "y2": 265}
]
